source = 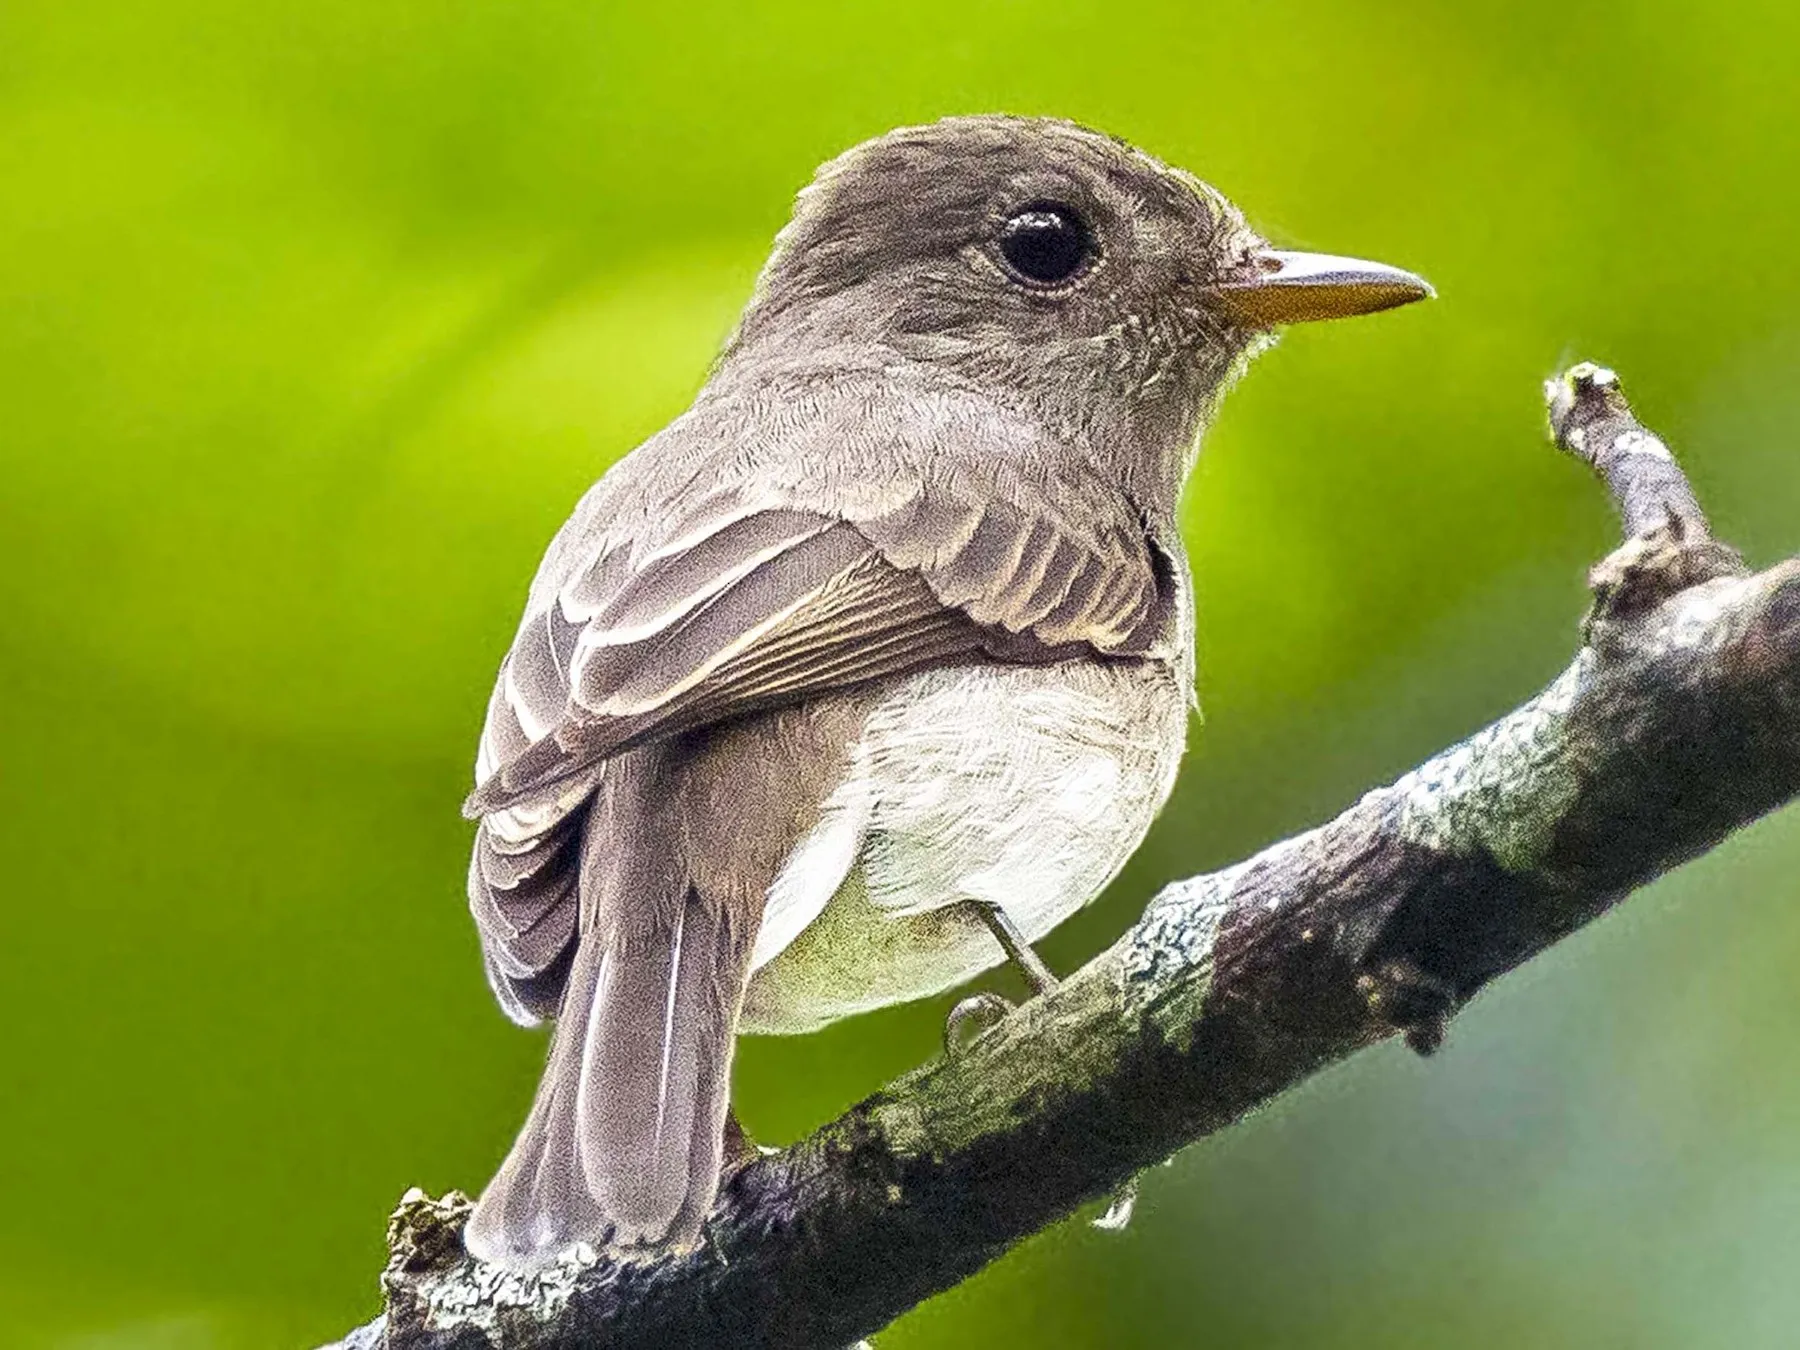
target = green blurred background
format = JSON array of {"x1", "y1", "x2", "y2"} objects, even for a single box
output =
[{"x1": 6, "y1": 0, "x2": 1800, "y2": 1345}]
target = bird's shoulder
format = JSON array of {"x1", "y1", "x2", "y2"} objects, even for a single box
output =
[{"x1": 527, "y1": 357, "x2": 1145, "y2": 612}]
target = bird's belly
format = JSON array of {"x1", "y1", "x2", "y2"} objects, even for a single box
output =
[{"x1": 740, "y1": 660, "x2": 1188, "y2": 1034}]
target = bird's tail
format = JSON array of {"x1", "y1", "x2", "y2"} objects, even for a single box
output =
[{"x1": 464, "y1": 852, "x2": 756, "y2": 1265}]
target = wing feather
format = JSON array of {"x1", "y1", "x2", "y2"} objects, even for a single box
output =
[{"x1": 468, "y1": 490, "x2": 1166, "y2": 817}]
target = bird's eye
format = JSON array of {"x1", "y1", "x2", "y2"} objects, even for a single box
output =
[{"x1": 996, "y1": 205, "x2": 1094, "y2": 287}]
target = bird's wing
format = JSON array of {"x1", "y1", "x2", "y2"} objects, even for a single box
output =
[{"x1": 468, "y1": 484, "x2": 1171, "y2": 817}]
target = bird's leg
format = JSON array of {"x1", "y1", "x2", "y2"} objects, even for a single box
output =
[
  {"x1": 947, "y1": 899, "x2": 1141, "y2": 1230},
  {"x1": 969, "y1": 899, "x2": 1059, "y2": 995},
  {"x1": 943, "y1": 900, "x2": 1058, "y2": 1055}
]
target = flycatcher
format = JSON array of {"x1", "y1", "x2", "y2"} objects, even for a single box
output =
[{"x1": 461, "y1": 115, "x2": 1430, "y2": 1265}]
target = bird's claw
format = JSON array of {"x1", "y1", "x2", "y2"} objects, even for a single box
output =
[{"x1": 943, "y1": 991, "x2": 1015, "y2": 1055}]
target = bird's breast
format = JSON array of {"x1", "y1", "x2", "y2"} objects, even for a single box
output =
[{"x1": 740, "y1": 658, "x2": 1190, "y2": 1034}]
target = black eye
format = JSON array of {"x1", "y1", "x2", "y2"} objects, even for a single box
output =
[{"x1": 997, "y1": 205, "x2": 1094, "y2": 287}]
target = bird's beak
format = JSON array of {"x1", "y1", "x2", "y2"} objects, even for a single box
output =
[{"x1": 1214, "y1": 249, "x2": 1434, "y2": 326}]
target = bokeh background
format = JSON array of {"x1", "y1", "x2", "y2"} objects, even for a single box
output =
[{"x1": 6, "y1": 1, "x2": 1800, "y2": 1345}]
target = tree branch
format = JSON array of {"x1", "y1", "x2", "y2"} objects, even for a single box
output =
[{"x1": 327, "y1": 364, "x2": 1800, "y2": 1350}]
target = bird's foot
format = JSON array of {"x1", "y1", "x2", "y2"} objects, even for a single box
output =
[{"x1": 943, "y1": 991, "x2": 1015, "y2": 1055}]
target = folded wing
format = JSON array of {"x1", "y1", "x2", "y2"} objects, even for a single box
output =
[{"x1": 469, "y1": 486, "x2": 1167, "y2": 818}]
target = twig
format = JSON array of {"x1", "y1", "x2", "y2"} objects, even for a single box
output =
[
  {"x1": 325, "y1": 365, "x2": 1800, "y2": 1350},
  {"x1": 1548, "y1": 362, "x2": 1745, "y2": 619}
]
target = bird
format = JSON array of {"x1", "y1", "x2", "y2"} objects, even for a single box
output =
[{"x1": 459, "y1": 114, "x2": 1430, "y2": 1266}]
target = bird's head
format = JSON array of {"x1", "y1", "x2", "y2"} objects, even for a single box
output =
[{"x1": 725, "y1": 115, "x2": 1431, "y2": 510}]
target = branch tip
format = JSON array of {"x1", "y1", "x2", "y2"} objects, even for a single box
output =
[
  {"x1": 384, "y1": 1188, "x2": 473, "y2": 1282},
  {"x1": 1545, "y1": 361, "x2": 1627, "y2": 457},
  {"x1": 1545, "y1": 361, "x2": 1744, "y2": 618}
]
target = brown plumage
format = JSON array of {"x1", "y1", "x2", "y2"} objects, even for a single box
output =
[{"x1": 460, "y1": 115, "x2": 1429, "y2": 1265}]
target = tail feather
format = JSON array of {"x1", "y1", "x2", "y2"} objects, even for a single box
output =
[
  {"x1": 463, "y1": 934, "x2": 610, "y2": 1260},
  {"x1": 582, "y1": 889, "x2": 748, "y2": 1242},
  {"x1": 464, "y1": 707, "x2": 860, "y2": 1268},
  {"x1": 465, "y1": 841, "x2": 756, "y2": 1264}
]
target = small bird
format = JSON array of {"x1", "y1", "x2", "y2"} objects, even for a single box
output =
[{"x1": 461, "y1": 115, "x2": 1429, "y2": 1265}]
